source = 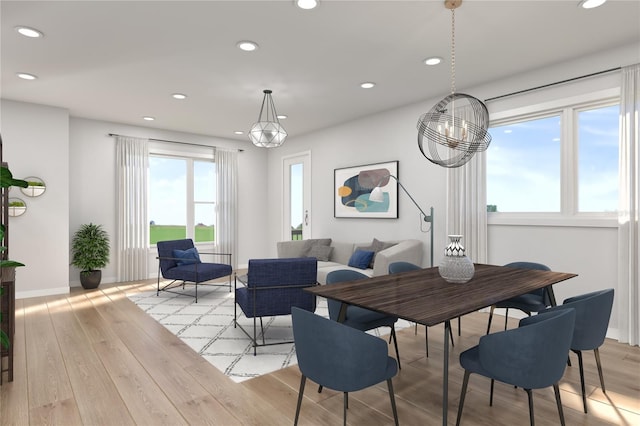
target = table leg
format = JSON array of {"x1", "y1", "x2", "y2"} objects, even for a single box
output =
[{"x1": 443, "y1": 320, "x2": 450, "y2": 425}]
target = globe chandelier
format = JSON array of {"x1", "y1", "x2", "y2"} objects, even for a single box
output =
[
  {"x1": 417, "y1": 0, "x2": 491, "y2": 168},
  {"x1": 249, "y1": 89, "x2": 287, "y2": 148}
]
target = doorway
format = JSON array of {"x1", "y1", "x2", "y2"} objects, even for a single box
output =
[{"x1": 283, "y1": 151, "x2": 311, "y2": 241}]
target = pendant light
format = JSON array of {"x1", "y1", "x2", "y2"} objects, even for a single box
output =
[{"x1": 249, "y1": 89, "x2": 287, "y2": 148}]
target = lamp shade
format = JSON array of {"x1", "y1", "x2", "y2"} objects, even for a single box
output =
[{"x1": 249, "y1": 89, "x2": 287, "y2": 148}]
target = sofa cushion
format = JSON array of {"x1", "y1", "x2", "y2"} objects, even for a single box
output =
[
  {"x1": 357, "y1": 238, "x2": 397, "y2": 268},
  {"x1": 172, "y1": 247, "x2": 201, "y2": 266},
  {"x1": 307, "y1": 244, "x2": 333, "y2": 261},
  {"x1": 348, "y1": 250, "x2": 375, "y2": 269}
]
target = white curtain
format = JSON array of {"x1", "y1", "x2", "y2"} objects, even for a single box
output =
[
  {"x1": 116, "y1": 136, "x2": 149, "y2": 281},
  {"x1": 618, "y1": 64, "x2": 640, "y2": 346},
  {"x1": 216, "y1": 148, "x2": 238, "y2": 270}
]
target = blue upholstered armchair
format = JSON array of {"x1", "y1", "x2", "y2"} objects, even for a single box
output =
[
  {"x1": 234, "y1": 257, "x2": 318, "y2": 355},
  {"x1": 156, "y1": 239, "x2": 232, "y2": 303}
]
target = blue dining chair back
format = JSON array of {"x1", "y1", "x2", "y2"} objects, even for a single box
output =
[
  {"x1": 388, "y1": 261, "x2": 456, "y2": 357},
  {"x1": 546, "y1": 288, "x2": 614, "y2": 413},
  {"x1": 326, "y1": 269, "x2": 401, "y2": 369},
  {"x1": 291, "y1": 307, "x2": 399, "y2": 426},
  {"x1": 486, "y1": 261, "x2": 554, "y2": 334},
  {"x1": 456, "y1": 308, "x2": 576, "y2": 426}
]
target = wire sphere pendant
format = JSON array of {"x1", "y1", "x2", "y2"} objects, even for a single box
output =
[
  {"x1": 249, "y1": 89, "x2": 287, "y2": 148},
  {"x1": 417, "y1": 93, "x2": 491, "y2": 168}
]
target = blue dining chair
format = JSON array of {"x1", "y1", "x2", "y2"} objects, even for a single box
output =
[
  {"x1": 546, "y1": 288, "x2": 615, "y2": 413},
  {"x1": 291, "y1": 307, "x2": 399, "y2": 426},
  {"x1": 456, "y1": 308, "x2": 576, "y2": 426},
  {"x1": 326, "y1": 269, "x2": 401, "y2": 369},
  {"x1": 388, "y1": 261, "x2": 455, "y2": 357},
  {"x1": 486, "y1": 261, "x2": 555, "y2": 334}
]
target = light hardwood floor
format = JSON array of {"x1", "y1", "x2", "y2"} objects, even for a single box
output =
[{"x1": 1, "y1": 279, "x2": 639, "y2": 425}]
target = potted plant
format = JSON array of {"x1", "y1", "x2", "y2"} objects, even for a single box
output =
[{"x1": 71, "y1": 223, "x2": 110, "y2": 289}]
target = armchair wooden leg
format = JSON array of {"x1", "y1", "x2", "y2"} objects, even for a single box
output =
[
  {"x1": 554, "y1": 383, "x2": 566, "y2": 426},
  {"x1": 294, "y1": 375, "x2": 306, "y2": 426},
  {"x1": 525, "y1": 388, "x2": 535, "y2": 426},
  {"x1": 387, "y1": 378, "x2": 399, "y2": 426},
  {"x1": 456, "y1": 370, "x2": 471, "y2": 426},
  {"x1": 594, "y1": 348, "x2": 606, "y2": 393}
]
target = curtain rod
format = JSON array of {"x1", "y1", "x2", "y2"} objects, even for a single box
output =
[
  {"x1": 108, "y1": 133, "x2": 244, "y2": 152},
  {"x1": 484, "y1": 67, "x2": 621, "y2": 103}
]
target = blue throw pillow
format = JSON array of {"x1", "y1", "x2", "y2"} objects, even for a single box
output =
[
  {"x1": 173, "y1": 247, "x2": 202, "y2": 266},
  {"x1": 348, "y1": 250, "x2": 375, "y2": 270}
]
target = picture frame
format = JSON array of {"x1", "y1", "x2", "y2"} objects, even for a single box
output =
[{"x1": 334, "y1": 160, "x2": 398, "y2": 218}]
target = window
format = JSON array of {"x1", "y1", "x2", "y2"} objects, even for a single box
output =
[
  {"x1": 487, "y1": 100, "x2": 619, "y2": 219},
  {"x1": 149, "y1": 153, "x2": 216, "y2": 245}
]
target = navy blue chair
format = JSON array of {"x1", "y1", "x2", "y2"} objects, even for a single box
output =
[
  {"x1": 388, "y1": 261, "x2": 455, "y2": 357},
  {"x1": 546, "y1": 288, "x2": 615, "y2": 413},
  {"x1": 326, "y1": 269, "x2": 401, "y2": 369},
  {"x1": 234, "y1": 258, "x2": 318, "y2": 355},
  {"x1": 486, "y1": 261, "x2": 556, "y2": 334},
  {"x1": 156, "y1": 238, "x2": 232, "y2": 303},
  {"x1": 291, "y1": 307, "x2": 399, "y2": 426},
  {"x1": 456, "y1": 308, "x2": 576, "y2": 426}
]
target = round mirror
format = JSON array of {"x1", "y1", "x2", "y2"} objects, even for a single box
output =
[
  {"x1": 8, "y1": 197, "x2": 27, "y2": 217},
  {"x1": 21, "y1": 176, "x2": 46, "y2": 197}
]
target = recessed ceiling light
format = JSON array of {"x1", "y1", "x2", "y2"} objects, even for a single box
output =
[
  {"x1": 16, "y1": 72, "x2": 37, "y2": 80},
  {"x1": 172, "y1": 93, "x2": 187, "y2": 100},
  {"x1": 15, "y1": 26, "x2": 44, "y2": 38},
  {"x1": 234, "y1": 131, "x2": 244, "y2": 135},
  {"x1": 578, "y1": 0, "x2": 607, "y2": 9},
  {"x1": 360, "y1": 82, "x2": 375, "y2": 89},
  {"x1": 143, "y1": 116, "x2": 155, "y2": 121},
  {"x1": 237, "y1": 40, "x2": 259, "y2": 52},
  {"x1": 296, "y1": 0, "x2": 318, "y2": 10},
  {"x1": 277, "y1": 114, "x2": 288, "y2": 120},
  {"x1": 424, "y1": 57, "x2": 442, "y2": 66}
]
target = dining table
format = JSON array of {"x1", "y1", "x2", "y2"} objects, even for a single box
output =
[{"x1": 305, "y1": 263, "x2": 578, "y2": 425}]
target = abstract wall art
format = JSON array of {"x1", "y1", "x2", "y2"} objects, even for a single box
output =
[{"x1": 334, "y1": 160, "x2": 398, "y2": 218}]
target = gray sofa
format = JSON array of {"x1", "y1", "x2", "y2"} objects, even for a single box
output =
[{"x1": 277, "y1": 238, "x2": 423, "y2": 284}]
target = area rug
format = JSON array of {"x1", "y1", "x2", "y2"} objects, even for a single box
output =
[{"x1": 128, "y1": 284, "x2": 410, "y2": 383}]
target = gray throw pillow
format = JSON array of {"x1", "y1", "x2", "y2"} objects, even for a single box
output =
[
  {"x1": 307, "y1": 245, "x2": 333, "y2": 262},
  {"x1": 357, "y1": 238, "x2": 397, "y2": 268}
]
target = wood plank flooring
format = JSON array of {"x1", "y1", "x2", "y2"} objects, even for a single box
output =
[{"x1": 1, "y1": 279, "x2": 639, "y2": 425}]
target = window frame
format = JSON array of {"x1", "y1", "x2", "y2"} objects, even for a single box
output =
[
  {"x1": 487, "y1": 87, "x2": 620, "y2": 228},
  {"x1": 148, "y1": 142, "x2": 217, "y2": 246}
]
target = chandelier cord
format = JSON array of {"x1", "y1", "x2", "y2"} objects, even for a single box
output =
[{"x1": 450, "y1": 8, "x2": 456, "y2": 95}]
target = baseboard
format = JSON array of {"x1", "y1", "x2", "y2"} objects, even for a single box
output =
[{"x1": 16, "y1": 286, "x2": 70, "y2": 299}]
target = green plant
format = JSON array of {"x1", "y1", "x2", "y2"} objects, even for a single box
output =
[
  {"x1": 8, "y1": 201, "x2": 25, "y2": 207},
  {"x1": 71, "y1": 223, "x2": 110, "y2": 273},
  {"x1": 26, "y1": 180, "x2": 45, "y2": 187},
  {"x1": 0, "y1": 164, "x2": 27, "y2": 349}
]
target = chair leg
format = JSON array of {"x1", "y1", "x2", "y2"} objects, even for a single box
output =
[
  {"x1": 525, "y1": 388, "x2": 535, "y2": 426},
  {"x1": 594, "y1": 348, "x2": 606, "y2": 393},
  {"x1": 489, "y1": 379, "x2": 495, "y2": 406},
  {"x1": 260, "y1": 317, "x2": 266, "y2": 345},
  {"x1": 390, "y1": 325, "x2": 401, "y2": 370},
  {"x1": 253, "y1": 316, "x2": 257, "y2": 356},
  {"x1": 574, "y1": 349, "x2": 588, "y2": 413},
  {"x1": 294, "y1": 375, "x2": 307, "y2": 426},
  {"x1": 486, "y1": 305, "x2": 495, "y2": 334},
  {"x1": 448, "y1": 321, "x2": 455, "y2": 347},
  {"x1": 456, "y1": 370, "x2": 471, "y2": 426},
  {"x1": 415, "y1": 322, "x2": 418, "y2": 335},
  {"x1": 195, "y1": 282, "x2": 198, "y2": 303},
  {"x1": 553, "y1": 383, "x2": 566, "y2": 426},
  {"x1": 458, "y1": 315, "x2": 461, "y2": 336},
  {"x1": 387, "y1": 379, "x2": 399, "y2": 426},
  {"x1": 343, "y1": 392, "x2": 348, "y2": 426}
]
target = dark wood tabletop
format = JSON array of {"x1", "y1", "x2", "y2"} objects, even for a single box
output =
[{"x1": 306, "y1": 263, "x2": 577, "y2": 327}]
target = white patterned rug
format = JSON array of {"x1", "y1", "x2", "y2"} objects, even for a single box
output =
[{"x1": 128, "y1": 284, "x2": 411, "y2": 383}]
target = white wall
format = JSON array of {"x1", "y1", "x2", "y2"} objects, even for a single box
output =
[
  {"x1": 1, "y1": 100, "x2": 70, "y2": 297},
  {"x1": 69, "y1": 118, "x2": 269, "y2": 286}
]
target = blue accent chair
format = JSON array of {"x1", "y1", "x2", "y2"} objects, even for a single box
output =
[
  {"x1": 388, "y1": 261, "x2": 455, "y2": 357},
  {"x1": 486, "y1": 261, "x2": 556, "y2": 334},
  {"x1": 326, "y1": 269, "x2": 401, "y2": 369},
  {"x1": 156, "y1": 239, "x2": 232, "y2": 303},
  {"x1": 456, "y1": 308, "x2": 576, "y2": 426},
  {"x1": 546, "y1": 288, "x2": 615, "y2": 413},
  {"x1": 234, "y1": 257, "x2": 318, "y2": 355},
  {"x1": 291, "y1": 307, "x2": 399, "y2": 426}
]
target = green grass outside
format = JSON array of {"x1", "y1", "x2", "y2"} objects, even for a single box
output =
[{"x1": 150, "y1": 225, "x2": 214, "y2": 244}]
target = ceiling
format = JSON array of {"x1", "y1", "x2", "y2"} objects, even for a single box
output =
[{"x1": 2, "y1": 0, "x2": 639, "y2": 144}]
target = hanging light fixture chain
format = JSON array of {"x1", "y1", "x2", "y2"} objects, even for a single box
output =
[{"x1": 450, "y1": 7, "x2": 456, "y2": 95}]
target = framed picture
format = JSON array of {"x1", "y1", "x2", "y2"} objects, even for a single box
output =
[{"x1": 334, "y1": 160, "x2": 398, "y2": 218}]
